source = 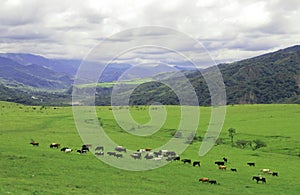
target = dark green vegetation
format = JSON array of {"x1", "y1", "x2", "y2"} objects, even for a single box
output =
[
  {"x1": 1, "y1": 45, "x2": 300, "y2": 106},
  {"x1": 0, "y1": 102, "x2": 299, "y2": 194}
]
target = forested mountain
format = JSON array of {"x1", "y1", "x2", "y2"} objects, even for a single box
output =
[
  {"x1": 1, "y1": 45, "x2": 299, "y2": 105},
  {"x1": 95, "y1": 45, "x2": 300, "y2": 105}
]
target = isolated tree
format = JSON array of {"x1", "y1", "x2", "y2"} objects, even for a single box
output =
[
  {"x1": 250, "y1": 139, "x2": 267, "y2": 150},
  {"x1": 228, "y1": 128, "x2": 236, "y2": 147}
]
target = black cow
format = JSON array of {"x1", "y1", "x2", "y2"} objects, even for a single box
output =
[
  {"x1": 173, "y1": 156, "x2": 180, "y2": 161},
  {"x1": 115, "y1": 146, "x2": 126, "y2": 152},
  {"x1": 107, "y1": 151, "x2": 116, "y2": 156},
  {"x1": 209, "y1": 180, "x2": 217, "y2": 184},
  {"x1": 81, "y1": 146, "x2": 90, "y2": 151},
  {"x1": 215, "y1": 161, "x2": 225, "y2": 166},
  {"x1": 272, "y1": 172, "x2": 278, "y2": 176},
  {"x1": 247, "y1": 162, "x2": 255, "y2": 167},
  {"x1": 223, "y1": 157, "x2": 228, "y2": 163},
  {"x1": 230, "y1": 168, "x2": 237, "y2": 172},
  {"x1": 193, "y1": 161, "x2": 201, "y2": 167},
  {"x1": 181, "y1": 159, "x2": 191, "y2": 164},
  {"x1": 252, "y1": 176, "x2": 266, "y2": 184}
]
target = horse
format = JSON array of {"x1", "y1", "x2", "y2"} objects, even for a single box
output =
[
  {"x1": 252, "y1": 176, "x2": 266, "y2": 184},
  {"x1": 193, "y1": 161, "x2": 201, "y2": 167},
  {"x1": 30, "y1": 142, "x2": 39, "y2": 146},
  {"x1": 199, "y1": 178, "x2": 209, "y2": 183},
  {"x1": 50, "y1": 143, "x2": 60, "y2": 148}
]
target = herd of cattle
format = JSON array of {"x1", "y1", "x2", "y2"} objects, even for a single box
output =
[{"x1": 30, "y1": 141, "x2": 279, "y2": 185}]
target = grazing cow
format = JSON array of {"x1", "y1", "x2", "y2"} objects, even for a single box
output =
[
  {"x1": 260, "y1": 169, "x2": 270, "y2": 173},
  {"x1": 272, "y1": 172, "x2": 278, "y2": 176},
  {"x1": 107, "y1": 151, "x2": 116, "y2": 156},
  {"x1": 115, "y1": 154, "x2": 123, "y2": 158},
  {"x1": 115, "y1": 146, "x2": 126, "y2": 152},
  {"x1": 252, "y1": 176, "x2": 266, "y2": 184},
  {"x1": 81, "y1": 145, "x2": 90, "y2": 152},
  {"x1": 144, "y1": 153, "x2": 154, "y2": 160},
  {"x1": 215, "y1": 161, "x2": 225, "y2": 166},
  {"x1": 181, "y1": 159, "x2": 191, "y2": 164},
  {"x1": 50, "y1": 143, "x2": 60, "y2": 148},
  {"x1": 193, "y1": 161, "x2": 201, "y2": 167},
  {"x1": 30, "y1": 141, "x2": 39, "y2": 146},
  {"x1": 77, "y1": 149, "x2": 87, "y2": 154},
  {"x1": 153, "y1": 151, "x2": 161, "y2": 157},
  {"x1": 166, "y1": 151, "x2": 176, "y2": 156},
  {"x1": 145, "y1": 148, "x2": 152, "y2": 152},
  {"x1": 137, "y1": 149, "x2": 146, "y2": 153},
  {"x1": 131, "y1": 153, "x2": 141, "y2": 159},
  {"x1": 82, "y1": 144, "x2": 92, "y2": 148},
  {"x1": 95, "y1": 152, "x2": 104, "y2": 156},
  {"x1": 209, "y1": 180, "x2": 217, "y2": 184},
  {"x1": 95, "y1": 146, "x2": 104, "y2": 151},
  {"x1": 219, "y1": 165, "x2": 226, "y2": 170},
  {"x1": 61, "y1": 147, "x2": 69, "y2": 152},
  {"x1": 247, "y1": 162, "x2": 255, "y2": 167},
  {"x1": 230, "y1": 168, "x2": 237, "y2": 172},
  {"x1": 173, "y1": 156, "x2": 180, "y2": 161},
  {"x1": 199, "y1": 178, "x2": 209, "y2": 183},
  {"x1": 223, "y1": 157, "x2": 228, "y2": 163},
  {"x1": 64, "y1": 148, "x2": 72, "y2": 153}
]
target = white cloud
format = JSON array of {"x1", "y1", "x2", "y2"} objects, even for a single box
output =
[{"x1": 0, "y1": 0, "x2": 299, "y2": 63}]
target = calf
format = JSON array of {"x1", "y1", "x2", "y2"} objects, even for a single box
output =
[
  {"x1": 193, "y1": 161, "x2": 201, "y2": 167},
  {"x1": 223, "y1": 157, "x2": 228, "y2": 163}
]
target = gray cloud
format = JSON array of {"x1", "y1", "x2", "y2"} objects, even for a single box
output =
[{"x1": 0, "y1": 0, "x2": 299, "y2": 63}]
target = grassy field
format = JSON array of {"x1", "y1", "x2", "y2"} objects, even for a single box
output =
[{"x1": 0, "y1": 102, "x2": 299, "y2": 194}]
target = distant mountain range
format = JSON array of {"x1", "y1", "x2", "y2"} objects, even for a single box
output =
[{"x1": 0, "y1": 45, "x2": 299, "y2": 105}]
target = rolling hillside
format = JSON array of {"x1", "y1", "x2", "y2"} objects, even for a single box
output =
[{"x1": 1, "y1": 45, "x2": 299, "y2": 105}]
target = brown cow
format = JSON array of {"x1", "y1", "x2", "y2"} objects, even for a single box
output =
[
  {"x1": 30, "y1": 142, "x2": 39, "y2": 146},
  {"x1": 199, "y1": 178, "x2": 209, "y2": 183}
]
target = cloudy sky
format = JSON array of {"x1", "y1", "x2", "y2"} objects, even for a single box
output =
[{"x1": 0, "y1": 0, "x2": 299, "y2": 66}]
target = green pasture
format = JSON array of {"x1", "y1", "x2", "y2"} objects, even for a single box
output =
[{"x1": 0, "y1": 102, "x2": 299, "y2": 194}]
